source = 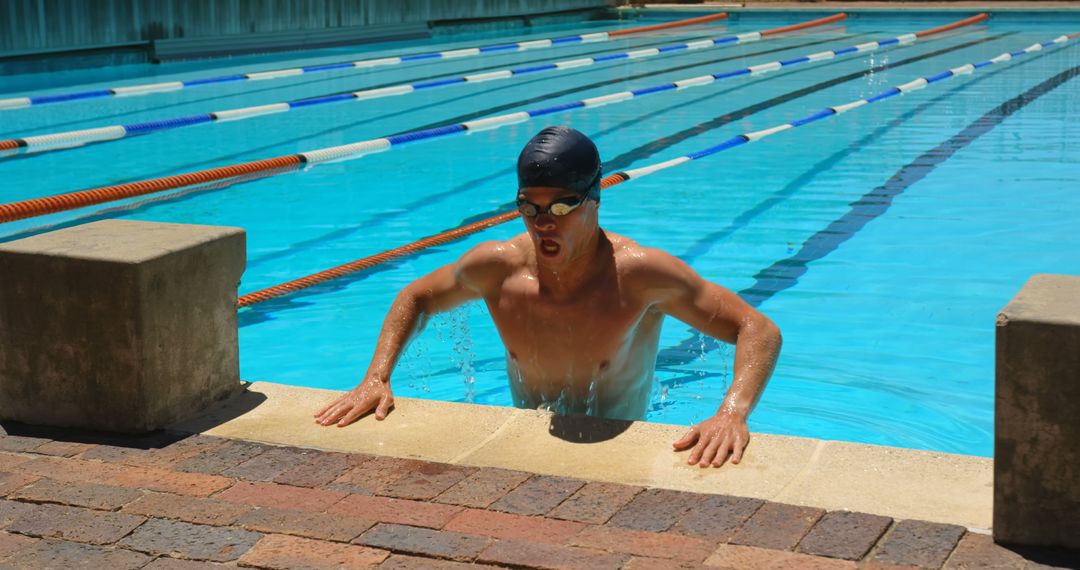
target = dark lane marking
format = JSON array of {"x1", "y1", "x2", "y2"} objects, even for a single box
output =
[
  {"x1": 657, "y1": 50, "x2": 1080, "y2": 368},
  {"x1": 603, "y1": 32, "x2": 1011, "y2": 172},
  {"x1": 1, "y1": 32, "x2": 722, "y2": 138},
  {"x1": 741, "y1": 62, "x2": 1080, "y2": 306}
]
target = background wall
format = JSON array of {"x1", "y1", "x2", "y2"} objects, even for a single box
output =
[{"x1": 1, "y1": 0, "x2": 613, "y2": 55}]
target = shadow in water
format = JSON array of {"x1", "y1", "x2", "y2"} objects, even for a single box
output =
[{"x1": 547, "y1": 413, "x2": 633, "y2": 444}]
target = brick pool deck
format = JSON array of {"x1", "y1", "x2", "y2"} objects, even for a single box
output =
[{"x1": 0, "y1": 425, "x2": 1074, "y2": 569}]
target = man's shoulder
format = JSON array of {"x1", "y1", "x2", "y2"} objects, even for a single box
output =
[
  {"x1": 607, "y1": 232, "x2": 680, "y2": 272},
  {"x1": 607, "y1": 231, "x2": 697, "y2": 292},
  {"x1": 456, "y1": 236, "x2": 529, "y2": 283}
]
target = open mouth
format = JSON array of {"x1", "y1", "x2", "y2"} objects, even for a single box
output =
[{"x1": 539, "y1": 238, "x2": 561, "y2": 258}]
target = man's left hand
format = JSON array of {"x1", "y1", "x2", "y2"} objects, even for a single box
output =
[{"x1": 672, "y1": 411, "x2": 749, "y2": 468}]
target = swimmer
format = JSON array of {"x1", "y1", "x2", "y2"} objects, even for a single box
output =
[{"x1": 315, "y1": 126, "x2": 782, "y2": 468}]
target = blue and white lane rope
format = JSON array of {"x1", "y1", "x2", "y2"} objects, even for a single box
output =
[
  {"x1": 0, "y1": 14, "x2": 847, "y2": 154},
  {"x1": 275, "y1": 16, "x2": 985, "y2": 165},
  {"x1": 0, "y1": 16, "x2": 999, "y2": 220},
  {"x1": 607, "y1": 33, "x2": 1078, "y2": 185},
  {"x1": 0, "y1": 13, "x2": 730, "y2": 112}
]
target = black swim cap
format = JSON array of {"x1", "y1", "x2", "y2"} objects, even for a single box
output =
[{"x1": 517, "y1": 126, "x2": 602, "y2": 200}]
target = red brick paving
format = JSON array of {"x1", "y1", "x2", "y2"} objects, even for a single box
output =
[{"x1": 0, "y1": 427, "x2": 1071, "y2": 569}]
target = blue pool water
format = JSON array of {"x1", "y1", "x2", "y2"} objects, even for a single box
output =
[{"x1": 3, "y1": 10, "x2": 1079, "y2": 457}]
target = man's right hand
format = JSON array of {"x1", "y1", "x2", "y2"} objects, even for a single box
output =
[{"x1": 314, "y1": 379, "x2": 394, "y2": 427}]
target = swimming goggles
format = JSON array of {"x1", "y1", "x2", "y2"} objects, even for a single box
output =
[{"x1": 516, "y1": 195, "x2": 587, "y2": 218}]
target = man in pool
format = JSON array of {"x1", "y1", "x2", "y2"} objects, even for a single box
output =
[{"x1": 315, "y1": 126, "x2": 782, "y2": 468}]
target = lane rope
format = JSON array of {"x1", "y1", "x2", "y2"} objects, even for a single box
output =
[
  {"x1": 236, "y1": 30, "x2": 1078, "y2": 308},
  {"x1": 0, "y1": 14, "x2": 847, "y2": 154},
  {"x1": 0, "y1": 15, "x2": 987, "y2": 224},
  {"x1": 0, "y1": 13, "x2": 729, "y2": 112}
]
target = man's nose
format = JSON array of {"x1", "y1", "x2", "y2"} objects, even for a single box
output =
[{"x1": 534, "y1": 213, "x2": 557, "y2": 229}]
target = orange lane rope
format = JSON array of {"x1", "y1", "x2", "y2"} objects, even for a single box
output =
[
  {"x1": 0, "y1": 156, "x2": 303, "y2": 224},
  {"x1": 607, "y1": 12, "x2": 729, "y2": 37},
  {"x1": 759, "y1": 12, "x2": 848, "y2": 36},
  {"x1": 236, "y1": 173, "x2": 627, "y2": 308},
  {"x1": 915, "y1": 13, "x2": 989, "y2": 37}
]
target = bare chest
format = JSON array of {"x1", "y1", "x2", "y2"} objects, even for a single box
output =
[{"x1": 484, "y1": 272, "x2": 648, "y2": 364}]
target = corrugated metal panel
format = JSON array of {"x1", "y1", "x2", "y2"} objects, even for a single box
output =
[{"x1": 1, "y1": 0, "x2": 611, "y2": 53}]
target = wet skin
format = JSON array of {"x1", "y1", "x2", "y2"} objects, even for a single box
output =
[{"x1": 315, "y1": 186, "x2": 783, "y2": 468}]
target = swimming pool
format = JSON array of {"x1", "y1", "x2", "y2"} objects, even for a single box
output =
[{"x1": 2, "y1": 9, "x2": 1078, "y2": 457}]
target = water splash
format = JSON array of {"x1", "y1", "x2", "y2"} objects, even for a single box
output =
[{"x1": 435, "y1": 303, "x2": 478, "y2": 403}]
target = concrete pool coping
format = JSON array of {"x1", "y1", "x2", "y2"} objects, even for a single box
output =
[{"x1": 171, "y1": 381, "x2": 994, "y2": 531}]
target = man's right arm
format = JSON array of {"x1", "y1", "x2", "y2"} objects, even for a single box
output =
[{"x1": 314, "y1": 241, "x2": 510, "y2": 427}]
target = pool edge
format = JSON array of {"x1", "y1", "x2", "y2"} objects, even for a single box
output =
[{"x1": 169, "y1": 380, "x2": 993, "y2": 530}]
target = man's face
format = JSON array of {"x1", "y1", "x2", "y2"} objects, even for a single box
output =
[{"x1": 517, "y1": 186, "x2": 599, "y2": 269}]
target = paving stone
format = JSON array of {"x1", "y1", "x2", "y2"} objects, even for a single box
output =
[
  {"x1": 356, "y1": 523, "x2": 491, "y2": 561},
  {"x1": 172, "y1": 440, "x2": 271, "y2": 476},
  {"x1": 728, "y1": 501, "x2": 825, "y2": 551},
  {"x1": 433, "y1": 467, "x2": 531, "y2": 509},
  {"x1": 272, "y1": 451, "x2": 362, "y2": 488},
  {"x1": 569, "y1": 524, "x2": 716, "y2": 561},
  {"x1": 671, "y1": 494, "x2": 763, "y2": 541},
  {"x1": 623, "y1": 556, "x2": 710, "y2": 570},
  {"x1": 797, "y1": 510, "x2": 893, "y2": 561},
  {"x1": 141, "y1": 557, "x2": 229, "y2": 569},
  {"x1": 706, "y1": 543, "x2": 857, "y2": 569},
  {"x1": 78, "y1": 443, "x2": 155, "y2": 464},
  {"x1": 870, "y1": 520, "x2": 967, "y2": 569},
  {"x1": 0, "y1": 538, "x2": 152, "y2": 569},
  {"x1": 122, "y1": 434, "x2": 229, "y2": 470},
  {"x1": 547, "y1": 482, "x2": 643, "y2": 524},
  {"x1": 0, "y1": 499, "x2": 35, "y2": 529},
  {"x1": 236, "y1": 506, "x2": 374, "y2": 542},
  {"x1": 16, "y1": 456, "x2": 232, "y2": 497},
  {"x1": 443, "y1": 508, "x2": 584, "y2": 544},
  {"x1": 0, "y1": 436, "x2": 48, "y2": 453},
  {"x1": 608, "y1": 488, "x2": 701, "y2": 532},
  {"x1": 489, "y1": 475, "x2": 584, "y2": 516},
  {"x1": 327, "y1": 494, "x2": 462, "y2": 530},
  {"x1": 118, "y1": 518, "x2": 261, "y2": 562},
  {"x1": 28, "y1": 441, "x2": 97, "y2": 458},
  {"x1": 379, "y1": 554, "x2": 505, "y2": 569},
  {"x1": 121, "y1": 492, "x2": 253, "y2": 526},
  {"x1": 110, "y1": 465, "x2": 234, "y2": 497},
  {"x1": 0, "y1": 472, "x2": 40, "y2": 497},
  {"x1": 377, "y1": 463, "x2": 476, "y2": 501},
  {"x1": 238, "y1": 533, "x2": 389, "y2": 569},
  {"x1": 11, "y1": 478, "x2": 144, "y2": 511},
  {"x1": 222, "y1": 446, "x2": 317, "y2": 482},
  {"x1": 326, "y1": 455, "x2": 424, "y2": 496},
  {"x1": 0, "y1": 531, "x2": 37, "y2": 559},
  {"x1": 943, "y1": 533, "x2": 1030, "y2": 569},
  {"x1": 6, "y1": 502, "x2": 146, "y2": 545},
  {"x1": 477, "y1": 539, "x2": 629, "y2": 570},
  {"x1": 216, "y1": 481, "x2": 346, "y2": 513},
  {"x1": 0, "y1": 453, "x2": 31, "y2": 472}
]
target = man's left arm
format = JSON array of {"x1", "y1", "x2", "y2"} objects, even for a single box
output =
[{"x1": 647, "y1": 250, "x2": 782, "y2": 468}]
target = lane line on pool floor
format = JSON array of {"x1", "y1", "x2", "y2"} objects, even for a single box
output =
[
  {"x1": 0, "y1": 14, "x2": 849, "y2": 155},
  {"x1": 0, "y1": 15, "x2": 988, "y2": 222},
  {"x1": 230, "y1": 31, "x2": 1078, "y2": 308},
  {"x1": 0, "y1": 13, "x2": 729, "y2": 112}
]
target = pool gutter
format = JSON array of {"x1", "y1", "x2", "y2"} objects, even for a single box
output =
[{"x1": 171, "y1": 381, "x2": 993, "y2": 531}]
